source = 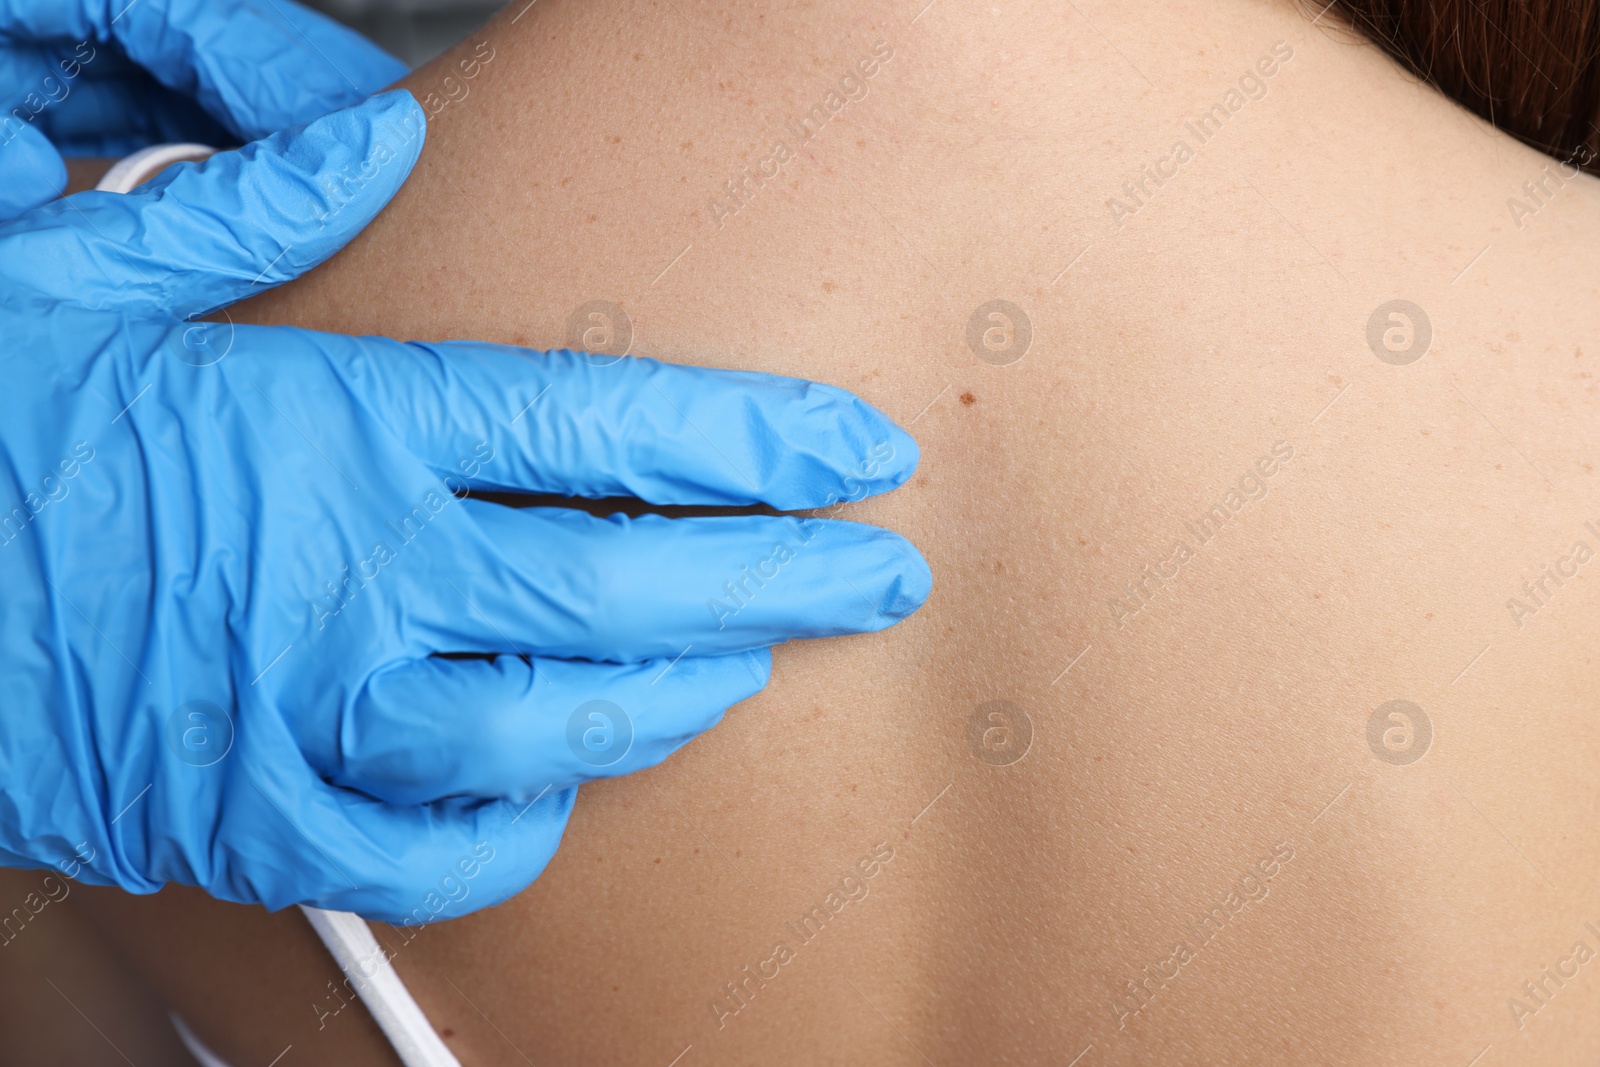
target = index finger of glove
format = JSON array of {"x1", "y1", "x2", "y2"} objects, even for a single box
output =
[{"x1": 329, "y1": 340, "x2": 920, "y2": 511}]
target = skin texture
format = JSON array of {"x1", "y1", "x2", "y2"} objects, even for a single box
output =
[{"x1": 12, "y1": 0, "x2": 1600, "y2": 1062}]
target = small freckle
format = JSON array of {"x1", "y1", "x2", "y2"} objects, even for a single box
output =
[
  {"x1": 822, "y1": 281, "x2": 837, "y2": 294},
  {"x1": 856, "y1": 138, "x2": 867, "y2": 148},
  {"x1": 681, "y1": 140, "x2": 693, "y2": 150},
  {"x1": 959, "y1": 391, "x2": 976, "y2": 406},
  {"x1": 441, "y1": 1029, "x2": 455, "y2": 1038},
  {"x1": 560, "y1": 176, "x2": 572, "y2": 187},
  {"x1": 587, "y1": 213, "x2": 598, "y2": 223},
  {"x1": 610, "y1": 135, "x2": 622, "y2": 144},
  {"x1": 512, "y1": 334, "x2": 528, "y2": 345},
  {"x1": 613, "y1": 985, "x2": 620, "y2": 992},
  {"x1": 634, "y1": 52, "x2": 643, "y2": 60},
  {"x1": 654, "y1": 857, "x2": 662, "y2": 863}
]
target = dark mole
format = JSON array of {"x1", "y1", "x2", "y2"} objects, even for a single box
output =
[{"x1": 959, "y1": 392, "x2": 976, "y2": 406}]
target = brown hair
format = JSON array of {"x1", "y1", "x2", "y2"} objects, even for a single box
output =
[{"x1": 1324, "y1": 0, "x2": 1600, "y2": 168}]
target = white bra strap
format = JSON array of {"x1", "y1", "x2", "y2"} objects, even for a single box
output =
[
  {"x1": 94, "y1": 142, "x2": 216, "y2": 193},
  {"x1": 169, "y1": 1012, "x2": 235, "y2": 1067},
  {"x1": 299, "y1": 905, "x2": 462, "y2": 1067}
]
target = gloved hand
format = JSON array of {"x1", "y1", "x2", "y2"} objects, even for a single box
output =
[
  {"x1": 0, "y1": 90, "x2": 930, "y2": 923},
  {"x1": 0, "y1": 0, "x2": 405, "y2": 216}
]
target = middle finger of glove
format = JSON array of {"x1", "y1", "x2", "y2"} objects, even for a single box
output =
[{"x1": 400, "y1": 498, "x2": 932, "y2": 662}]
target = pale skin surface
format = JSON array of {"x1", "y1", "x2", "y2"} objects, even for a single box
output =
[{"x1": 9, "y1": 0, "x2": 1600, "y2": 1062}]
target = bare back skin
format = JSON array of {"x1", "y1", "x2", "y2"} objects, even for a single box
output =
[{"x1": 10, "y1": 0, "x2": 1600, "y2": 1062}]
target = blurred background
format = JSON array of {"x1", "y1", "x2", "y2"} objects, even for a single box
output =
[{"x1": 301, "y1": 0, "x2": 499, "y2": 68}]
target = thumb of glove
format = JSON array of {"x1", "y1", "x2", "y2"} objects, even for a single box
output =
[
  {"x1": 0, "y1": 121, "x2": 68, "y2": 219},
  {"x1": 0, "y1": 89, "x2": 427, "y2": 320}
]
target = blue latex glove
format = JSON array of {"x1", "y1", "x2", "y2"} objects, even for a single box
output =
[
  {"x1": 0, "y1": 0, "x2": 405, "y2": 216},
  {"x1": 0, "y1": 90, "x2": 930, "y2": 922}
]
